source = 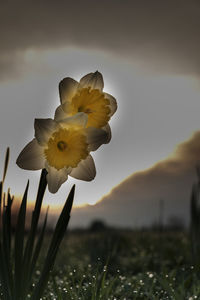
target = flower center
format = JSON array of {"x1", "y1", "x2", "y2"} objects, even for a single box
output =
[
  {"x1": 44, "y1": 128, "x2": 89, "y2": 170},
  {"x1": 69, "y1": 87, "x2": 111, "y2": 128},
  {"x1": 57, "y1": 141, "x2": 67, "y2": 151}
]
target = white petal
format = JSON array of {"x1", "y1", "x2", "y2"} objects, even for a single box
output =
[
  {"x1": 59, "y1": 112, "x2": 88, "y2": 129},
  {"x1": 59, "y1": 77, "x2": 78, "y2": 104},
  {"x1": 16, "y1": 139, "x2": 45, "y2": 170},
  {"x1": 34, "y1": 118, "x2": 59, "y2": 145},
  {"x1": 79, "y1": 71, "x2": 104, "y2": 91},
  {"x1": 104, "y1": 93, "x2": 117, "y2": 116},
  {"x1": 86, "y1": 127, "x2": 110, "y2": 151},
  {"x1": 69, "y1": 155, "x2": 96, "y2": 181},
  {"x1": 46, "y1": 164, "x2": 69, "y2": 193},
  {"x1": 102, "y1": 124, "x2": 112, "y2": 144},
  {"x1": 54, "y1": 104, "x2": 68, "y2": 122}
]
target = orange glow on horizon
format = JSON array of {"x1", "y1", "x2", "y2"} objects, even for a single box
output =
[{"x1": 14, "y1": 194, "x2": 97, "y2": 212}]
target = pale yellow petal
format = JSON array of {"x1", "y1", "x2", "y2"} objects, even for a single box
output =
[
  {"x1": 59, "y1": 112, "x2": 88, "y2": 129},
  {"x1": 69, "y1": 155, "x2": 96, "y2": 181},
  {"x1": 54, "y1": 104, "x2": 68, "y2": 122},
  {"x1": 34, "y1": 118, "x2": 59, "y2": 145},
  {"x1": 86, "y1": 127, "x2": 110, "y2": 151},
  {"x1": 46, "y1": 164, "x2": 69, "y2": 193},
  {"x1": 79, "y1": 71, "x2": 104, "y2": 91},
  {"x1": 102, "y1": 124, "x2": 112, "y2": 144},
  {"x1": 59, "y1": 77, "x2": 78, "y2": 104},
  {"x1": 16, "y1": 139, "x2": 45, "y2": 170},
  {"x1": 104, "y1": 93, "x2": 117, "y2": 117}
]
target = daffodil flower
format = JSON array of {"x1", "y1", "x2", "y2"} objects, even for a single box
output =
[
  {"x1": 54, "y1": 71, "x2": 117, "y2": 139},
  {"x1": 16, "y1": 113, "x2": 109, "y2": 193}
]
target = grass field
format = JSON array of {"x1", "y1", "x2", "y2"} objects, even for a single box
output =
[{"x1": 28, "y1": 229, "x2": 200, "y2": 300}]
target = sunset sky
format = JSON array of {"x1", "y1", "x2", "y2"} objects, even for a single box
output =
[{"x1": 1, "y1": 0, "x2": 200, "y2": 227}]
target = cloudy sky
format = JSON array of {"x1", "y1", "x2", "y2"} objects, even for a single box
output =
[{"x1": 1, "y1": 0, "x2": 200, "y2": 227}]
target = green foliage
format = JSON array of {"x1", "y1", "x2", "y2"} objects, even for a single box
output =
[
  {"x1": 14, "y1": 180, "x2": 29, "y2": 299},
  {"x1": 0, "y1": 149, "x2": 75, "y2": 300},
  {"x1": 31, "y1": 185, "x2": 75, "y2": 300},
  {"x1": 190, "y1": 166, "x2": 200, "y2": 263},
  {"x1": 35, "y1": 231, "x2": 199, "y2": 300},
  {"x1": 1, "y1": 148, "x2": 200, "y2": 299}
]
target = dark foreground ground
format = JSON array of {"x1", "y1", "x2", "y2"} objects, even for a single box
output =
[{"x1": 33, "y1": 229, "x2": 200, "y2": 299}]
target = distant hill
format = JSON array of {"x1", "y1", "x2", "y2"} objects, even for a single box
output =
[{"x1": 68, "y1": 132, "x2": 200, "y2": 229}]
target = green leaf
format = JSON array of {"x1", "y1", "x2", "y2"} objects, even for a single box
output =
[
  {"x1": 2, "y1": 190, "x2": 13, "y2": 298},
  {"x1": 22, "y1": 169, "x2": 47, "y2": 293},
  {"x1": 31, "y1": 184, "x2": 75, "y2": 300},
  {"x1": 0, "y1": 181, "x2": 3, "y2": 239},
  {"x1": 0, "y1": 148, "x2": 10, "y2": 244},
  {"x1": 4, "y1": 192, "x2": 13, "y2": 258},
  {"x1": 29, "y1": 207, "x2": 49, "y2": 282},
  {"x1": 14, "y1": 180, "x2": 29, "y2": 300},
  {"x1": 3, "y1": 148, "x2": 9, "y2": 183},
  {"x1": 0, "y1": 242, "x2": 12, "y2": 300}
]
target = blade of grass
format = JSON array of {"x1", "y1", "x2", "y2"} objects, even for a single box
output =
[
  {"x1": 0, "y1": 181, "x2": 3, "y2": 237},
  {"x1": 14, "y1": 181, "x2": 29, "y2": 300},
  {"x1": 158, "y1": 275, "x2": 182, "y2": 300},
  {"x1": 3, "y1": 190, "x2": 13, "y2": 255},
  {"x1": 0, "y1": 148, "x2": 9, "y2": 242},
  {"x1": 28, "y1": 207, "x2": 49, "y2": 282},
  {"x1": 5, "y1": 192, "x2": 13, "y2": 257},
  {"x1": 31, "y1": 184, "x2": 75, "y2": 300},
  {"x1": 0, "y1": 149, "x2": 11, "y2": 300},
  {"x1": 52, "y1": 276, "x2": 63, "y2": 300},
  {"x1": 0, "y1": 242, "x2": 12, "y2": 300},
  {"x1": 3, "y1": 191, "x2": 13, "y2": 298},
  {"x1": 2, "y1": 191, "x2": 13, "y2": 298},
  {"x1": 3, "y1": 148, "x2": 9, "y2": 183},
  {"x1": 22, "y1": 169, "x2": 47, "y2": 292}
]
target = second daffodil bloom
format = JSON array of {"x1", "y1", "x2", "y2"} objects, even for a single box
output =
[
  {"x1": 54, "y1": 71, "x2": 117, "y2": 138},
  {"x1": 16, "y1": 113, "x2": 110, "y2": 193}
]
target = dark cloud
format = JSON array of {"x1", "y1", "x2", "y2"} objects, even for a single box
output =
[
  {"x1": 1, "y1": 0, "x2": 200, "y2": 79},
  {"x1": 69, "y1": 131, "x2": 200, "y2": 228}
]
